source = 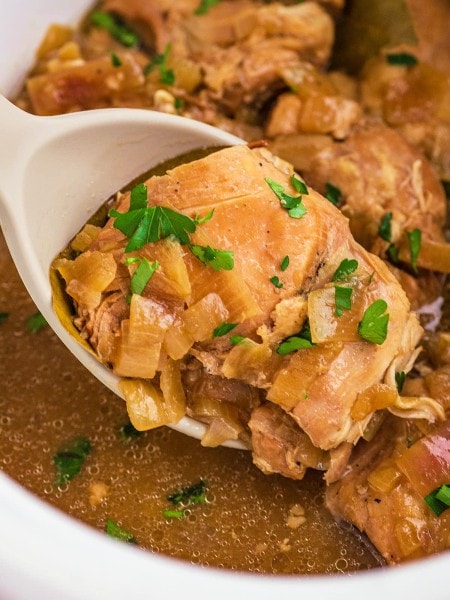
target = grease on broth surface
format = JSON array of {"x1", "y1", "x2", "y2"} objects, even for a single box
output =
[{"x1": 0, "y1": 232, "x2": 380, "y2": 574}]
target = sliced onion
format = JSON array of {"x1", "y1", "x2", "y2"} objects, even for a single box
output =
[
  {"x1": 222, "y1": 338, "x2": 282, "y2": 389},
  {"x1": 399, "y1": 238, "x2": 450, "y2": 274},
  {"x1": 351, "y1": 383, "x2": 398, "y2": 421},
  {"x1": 396, "y1": 420, "x2": 450, "y2": 496}
]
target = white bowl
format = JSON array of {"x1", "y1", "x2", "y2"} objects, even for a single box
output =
[{"x1": 0, "y1": 2, "x2": 447, "y2": 598}]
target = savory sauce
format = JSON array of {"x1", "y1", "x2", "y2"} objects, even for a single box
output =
[{"x1": 0, "y1": 231, "x2": 380, "y2": 574}]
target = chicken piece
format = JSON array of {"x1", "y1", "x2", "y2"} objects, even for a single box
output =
[
  {"x1": 57, "y1": 145, "x2": 441, "y2": 470},
  {"x1": 326, "y1": 416, "x2": 450, "y2": 564},
  {"x1": 303, "y1": 121, "x2": 449, "y2": 308}
]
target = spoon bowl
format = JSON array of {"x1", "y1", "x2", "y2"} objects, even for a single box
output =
[{"x1": 0, "y1": 95, "x2": 245, "y2": 447}]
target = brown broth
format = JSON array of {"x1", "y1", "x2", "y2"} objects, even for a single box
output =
[{"x1": 0, "y1": 231, "x2": 381, "y2": 574}]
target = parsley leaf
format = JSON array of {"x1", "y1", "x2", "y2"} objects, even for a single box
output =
[
  {"x1": 164, "y1": 480, "x2": 207, "y2": 519},
  {"x1": 105, "y1": 519, "x2": 137, "y2": 544},
  {"x1": 277, "y1": 319, "x2": 314, "y2": 355},
  {"x1": 53, "y1": 436, "x2": 92, "y2": 486},
  {"x1": 395, "y1": 371, "x2": 406, "y2": 393},
  {"x1": 325, "y1": 182, "x2": 342, "y2": 206},
  {"x1": 407, "y1": 228, "x2": 421, "y2": 273},
  {"x1": 26, "y1": 312, "x2": 48, "y2": 333},
  {"x1": 265, "y1": 176, "x2": 307, "y2": 219},
  {"x1": 230, "y1": 335, "x2": 245, "y2": 345},
  {"x1": 388, "y1": 244, "x2": 399, "y2": 264},
  {"x1": 335, "y1": 285, "x2": 352, "y2": 317},
  {"x1": 212, "y1": 322, "x2": 238, "y2": 338},
  {"x1": 125, "y1": 257, "x2": 159, "y2": 295},
  {"x1": 194, "y1": 209, "x2": 214, "y2": 225},
  {"x1": 425, "y1": 484, "x2": 450, "y2": 517},
  {"x1": 291, "y1": 175, "x2": 308, "y2": 195},
  {"x1": 277, "y1": 336, "x2": 314, "y2": 355},
  {"x1": 144, "y1": 43, "x2": 175, "y2": 85},
  {"x1": 90, "y1": 11, "x2": 139, "y2": 47},
  {"x1": 119, "y1": 421, "x2": 143, "y2": 443},
  {"x1": 194, "y1": 0, "x2": 221, "y2": 15},
  {"x1": 0, "y1": 312, "x2": 9, "y2": 325},
  {"x1": 386, "y1": 52, "x2": 418, "y2": 67},
  {"x1": 280, "y1": 255, "x2": 290, "y2": 272},
  {"x1": 110, "y1": 52, "x2": 122, "y2": 67},
  {"x1": 270, "y1": 275, "x2": 283, "y2": 288},
  {"x1": 378, "y1": 212, "x2": 393, "y2": 242},
  {"x1": 110, "y1": 184, "x2": 197, "y2": 251},
  {"x1": 332, "y1": 258, "x2": 358, "y2": 282},
  {"x1": 189, "y1": 244, "x2": 234, "y2": 271},
  {"x1": 358, "y1": 299, "x2": 389, "y2": 345}
]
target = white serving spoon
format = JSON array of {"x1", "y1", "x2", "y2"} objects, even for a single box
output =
[{"x1": 0, "y1": 95, "x2": 246, "y2": 448}]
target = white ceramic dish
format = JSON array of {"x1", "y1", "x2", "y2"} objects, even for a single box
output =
[{"x1": 0, "y1": 2, "x2": 447, "y2": 598}]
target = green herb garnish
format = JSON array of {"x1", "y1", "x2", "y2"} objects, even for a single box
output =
[
  {"x1": 110, "y1": 52, "x2": 122, "y2": 67},
  {"x1": 378, "y1": 212, "x2": 393, "y2": 242},
  {"x1": 395, "y1": 371, "x2": 406, "y2": 393},
  {"x1": 386, "y1": 52, "x2": 418, "y2": 67},
  {"x1": 119, "y1": 421, "x2": 143, "y2": 443},
  {"x1": 277, "y1": 319, "x2": 314, "y2": 355},
  {"x1": 144, "y1": 43, "x2": 175, "y2": 85},
  {"x1": 194, "y1": 209, "x2": 214, "y2": 225},
  {"x1": 424, "y1": 484, "x2": 450, "y2": 517},
  {"x1": 0, "y1": 312, "x2": 9, "y2": 325},
  {"x1": 407, "y1": 228, "x2": 421, "y2": 273},
  {"x1": 90, "y1": 11, "x2": 139, "y2": 47},
  {"x1": 335, "y1": 285, "x2": 352, "y2": 317},
  {"x1": 280, "y1": 255, "x2": 290, "y2": 272},
  {"x1": 26, "y1": 312, "x2": 48, "y2": 333},
  {"x1": 388, "y1": 244, "x2": 399, "y2": 264},
  {"x1": 212, "y1": 322, "x2": 238, "y2": 338},
  {"x1": 125, "y1": 257, "x2": 159, "y2": 295},
  {"x1": 358, "y1": 299, "x2": 389, "y2": 345},
  {"x1": 270, "y1": 275, "x2": 283, "y2": 289},
  {"x1": 105, "y1": 519, "x2": 137, "y2": 544},
  {"x1": 332, "y1": 258, "x2": 358, "y2": 282},
  {"x1": 265, "y1": 176, "x2": 307, "y2": 219},
  {"x1": 53, "y1": 436, "x2": 92, "y2": 486},
  {"x1": 189, "y1": 244, "x2": 234, "y2": 271},
  {"x1": 325, "y1": 182, "x2": 342, "y2": 206},
  {"x1": 194, "y1": 0, "x2": 221, "y2": 15},
  {"x1": 163, "y1": 480, "x2": 207, "y2": 519},
  {"x1": 110, "y1": 183, "x2": 197, "y2": 251},
  {"x1": 230, "y1": 335, "x2": 245, "y2": 345}
]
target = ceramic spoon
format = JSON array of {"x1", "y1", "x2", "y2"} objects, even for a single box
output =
[{"x1": 0, "y1": 95, "x2": 246, "y2": 448}]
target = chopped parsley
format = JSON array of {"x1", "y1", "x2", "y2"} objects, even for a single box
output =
[
  {"x1": 194, "y1": 209, "x2": 214, "y2": 225},
  {"x1": 388, "y1": 244, "x2": 399, "y2": 264},
  {"x1": 53, "y1": 436, "x2": 92, "y2": 486},
  {"x1": 189, "y1": 244, "x2": 234, "y2": 271},
  {"x1": 386, "y1": 52, "x2": 418, "y2": 67},
  {"x1": 90, "y1": 11, "x2": 139, "y2": 47},
  {"x1": 105, "y1": 519, "x2": 137, "y2": 544},
  {"x1": 332, "y1": 258, "x2": 358, "y2": 282},
  {"x1": 325, "y1": 182, "x2": 342, "y2": 206},
  {"x1": 110, "y1": 52, "x2": 122, "y2": 67},
  {"x1": 265, "y1": 175, "x2": 307, "y2": 219},
  {"x1": 119, "y1": 421, "x2": 143, "y2": 443},
  {"x1": 280, "y1": 255, "x2": 290, "y2": 272},
  {"x1": 424, "y1": 484, "x2": 450, "y2": 517},
  {"x1": 335, "y1": 285, "x2": 353, "y2": 317},
  {"x1": 0, "y1": 312, "x2": 9, "y2": 325},
  {"x1": 163, "y1": 480, "x2": 207, "y2": 519},
  {"x1": 230, "y1": 335, "x2": 245, "y2": 345},
  {"x1": 110, "y1": 183, "x2": 197, "y2": 251},
  {"x1": 194, "y1": 0, "x2": 221, "y2": 15},
  {"x1": 378, "y1": 212, "x2": 393, "y2": 242},
  {"x1": 26, "y1": 311, "x2": 48, "y2": 333},
  {"x1": 212, "y1": 322, "x2": 238, "y2": 338},
  {"x1": 407, "y1": 228, "x2": 421, "y2": 273},
  {"x1": 269, "y1": 275, "x2": 283, "y2": 289},
  {"x1": 144, "y1": 43, "x2": 175, "y2": 85},
  {"x1": 125, "y1": 257, "x2": 159, "y2": 295},
  {"x1": 358, "y1": 299, "x2": 389, "y2": 345},
  {"x1": 395, "y1": 371, "x2": 406, "y2": 393},
  {"x1": 277, "y1": 319, "x2": 314, "y2": 355}
]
